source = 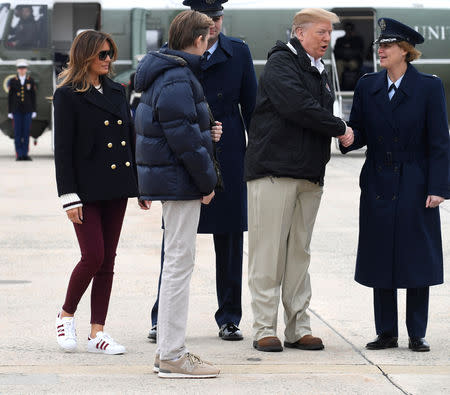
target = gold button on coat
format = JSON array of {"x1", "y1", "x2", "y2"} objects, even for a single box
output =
[
  {"x1": 104, "y1": 120, "x2": 109, "y2": 126},
  {"x1": 111, "y1": 164, "x2": 116, "y2": 170},
  {"x1": 117, "y1": 120, "x2": 122, "y2": 125},
  {"x1": 121, "y1": 141, "x2": 126, "y2": 146},
  {"x1": 107, "y1": 143, "x2": 113, "y2": 148},
  {"x1": 125, "y1": 161, "x2": 130, "y2": 167}
]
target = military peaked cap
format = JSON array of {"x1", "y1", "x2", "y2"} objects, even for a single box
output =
[
  {"x1": 182, "y1": 0, "x2": 228, "y2": 17},
  {"x1": 16, "y1": 59, "x2": 29, "y2": 68},
  {"x1": 374, "y1": 18, "x2": 424, "y2": 46}
]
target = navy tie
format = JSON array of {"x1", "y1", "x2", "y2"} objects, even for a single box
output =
[
  {"x1": 388, "y1": 83, "x2": 397, "y2": 100},
  {"x1": 388, "y1": 83, "x2": 397, "y2": 93},
  {"x1": 203, "y1": 51, "x2": 211, "y2": 61}
]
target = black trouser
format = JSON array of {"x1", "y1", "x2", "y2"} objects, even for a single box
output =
[
  {"x1": 373, "y1": 287, "x2": 429, "y2": 338},
  {"x1": 213, "y1": 232, "x2": 243, "y2": 327}
]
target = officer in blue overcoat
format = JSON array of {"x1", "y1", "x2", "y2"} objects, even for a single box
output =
[
  {"x1": 195, "y1": 0, "x2": 257, "y2": 341},
  {"x1": 147, "y1": 0, "x2": 257, "y2": 342},
  {"x1": 340, "y1": 18, "x2": 450, "y2": 352}
]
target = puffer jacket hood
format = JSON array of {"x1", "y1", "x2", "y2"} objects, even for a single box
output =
[{"x1": 135, "y1": 48, "x2": 202, "y2": 93}]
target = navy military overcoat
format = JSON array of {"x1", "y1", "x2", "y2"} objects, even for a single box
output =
[
  {"x1": 198, "y1": 33, "x2": 257, "y2": 233},
  {"x1": 341, "y1": 64, "x2": 449, "y2": 288}
]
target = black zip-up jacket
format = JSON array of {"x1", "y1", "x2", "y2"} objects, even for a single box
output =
[{"x1": 245, "y1": 37, "x2": 346, "y2": 185}]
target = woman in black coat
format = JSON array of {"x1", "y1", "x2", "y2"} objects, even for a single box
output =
[{"x1": 53, "y1": 30, "x2": 138, "y2": 354}]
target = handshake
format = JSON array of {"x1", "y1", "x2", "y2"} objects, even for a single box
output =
[{"x1": 338, "y1": 126, "x2": 354, "y2": 148}]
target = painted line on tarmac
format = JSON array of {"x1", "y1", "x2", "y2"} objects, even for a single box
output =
[
  {"x1": 0, "y1": 364, "x2": 448, "y2": 375},
  {"x1": 378, "y1": 365, "x2": 450, "y2": 375}
]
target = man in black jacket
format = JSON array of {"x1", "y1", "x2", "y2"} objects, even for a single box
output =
[{"x1": 245, "y1": 8, "x2": 353, "y2": 353}]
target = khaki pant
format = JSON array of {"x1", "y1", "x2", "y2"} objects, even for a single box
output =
[{"x1": 247, "y1": 177, "x2": 323, "y2": 342}]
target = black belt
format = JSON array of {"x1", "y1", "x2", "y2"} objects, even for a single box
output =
[{"x1": 366, "y1": 151, "x2": 426, "y2": 166}]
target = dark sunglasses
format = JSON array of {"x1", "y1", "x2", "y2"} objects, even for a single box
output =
[{"x1": 98, "y1": 50, "x2": 114, "y2": 61}]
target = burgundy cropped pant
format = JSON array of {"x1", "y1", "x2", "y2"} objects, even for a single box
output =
[{"x1": 62, "y1": 198, "x2": 128, "y2": 325}]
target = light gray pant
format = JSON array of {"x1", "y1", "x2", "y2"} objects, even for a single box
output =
[
  {"x1": 247, "y1": 177, "x2": 323, "y2": 342},
  {"x1": 157, "y1": 200, "x2": 201, "y2": 360}
]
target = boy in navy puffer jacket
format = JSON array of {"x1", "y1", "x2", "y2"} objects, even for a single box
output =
[{"x1": 134, "y1": 10, "x2": 222, "y2": 378}]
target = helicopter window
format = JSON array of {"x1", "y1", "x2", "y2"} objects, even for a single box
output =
[
  {"x1": 5, "y1": 4, "x2": 47, "y2": 49},
  {"x1": 0, "y1": 3, "x2": 10, "y2": 40}
]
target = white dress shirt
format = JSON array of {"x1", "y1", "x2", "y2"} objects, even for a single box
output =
[{"x1": 306, "y1": 53, "x2": 325, "y2": 74}]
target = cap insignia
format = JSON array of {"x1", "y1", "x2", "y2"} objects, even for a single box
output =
[
  {"x1": 380, "y1": 19, "x2": 386, "y2": 31},
  {"x1": 205, "y1": 0, "x2": 216, "y2": 4}
]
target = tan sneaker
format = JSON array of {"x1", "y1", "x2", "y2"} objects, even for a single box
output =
[
  {"x1": 153, "y1": 354, "x2": 160, "y2": 373},
  {"x1": 158, "y1": 353, "x2": 220, "y2": 378}
]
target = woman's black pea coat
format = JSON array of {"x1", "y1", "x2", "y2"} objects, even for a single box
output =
[{"x1": 53, "y1": 77, "x2": 138, "y2": 202}]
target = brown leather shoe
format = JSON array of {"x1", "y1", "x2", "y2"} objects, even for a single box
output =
[
  {"x1": 253, "y1": 336, "x2": 283, "y2": 352},
  {"x1": 284, "y1": 335, "x2": 324, "y2": 350}
]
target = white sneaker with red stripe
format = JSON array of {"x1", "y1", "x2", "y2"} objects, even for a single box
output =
[
  {"x1": 55, "y1": 312, "x2": 77, "y2": 352},
  {"x1": 87, "y1": 331, "x2": 125, "y2": 355}
]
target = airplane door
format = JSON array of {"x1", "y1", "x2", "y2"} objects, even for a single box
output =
[{"x1": 52, "y1": 2, "x2": 101, "y2": 75}]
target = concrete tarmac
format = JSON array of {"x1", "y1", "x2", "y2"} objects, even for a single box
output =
[{"x1": 0, "y1": 133, "x2": 449, "y2": 394}]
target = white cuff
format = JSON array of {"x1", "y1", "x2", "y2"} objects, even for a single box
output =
[{"x1": 60, "y1": 193, "x2": 83, "y2": 211}]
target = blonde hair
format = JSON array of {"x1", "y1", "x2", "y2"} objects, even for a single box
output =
[
  {"x1": 397, "y1": 41, "x2": 422, "y2": 62},
  {"x1": 57, "y1": 30, "x2": 118, "y2": 92},
  {"x1": 291, "y1": 8, "x2": 340, "y2": 37}
]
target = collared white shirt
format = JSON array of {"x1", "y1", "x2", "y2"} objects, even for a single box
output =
[
  {"x1": 205, "y1": 40, "x2": 219, "y2": 61},
  {"x1": 387, "y1": 74, "x2": 404, "y2": 100},
  {"x1": 306, "y1": 52, "x2": 325, "y2": 74},
  {"x1": 19, "y1": 75, "x2": 26, "y2": 85}
]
